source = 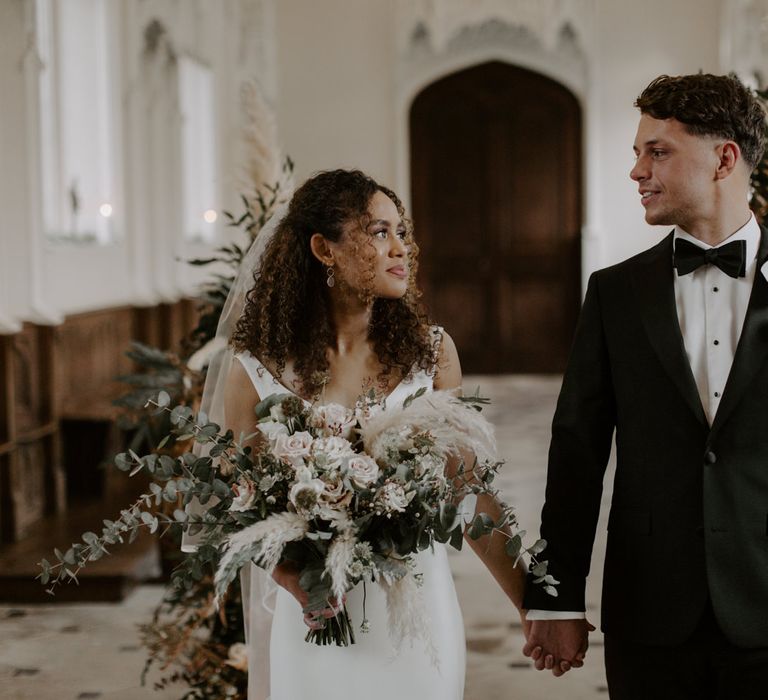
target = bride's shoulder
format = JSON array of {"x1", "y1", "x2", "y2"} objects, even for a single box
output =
[
  {"x1": 226, "y1": 355, "x2": 262, "y2": 403},
  {"x1": 431, "y1": 327, "x2": 461, "y2": 391}
]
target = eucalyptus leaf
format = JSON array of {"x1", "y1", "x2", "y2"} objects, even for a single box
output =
[
  {"x1": 439, "y1": 502, "x2": 460, "y2": 533},
  {"x1": 505, "y1": 534, "x2": 523, "y2": 559},
  {"x1": 63, "y1": 548, "x2": 76, "y2": 566},
  {"x1": 114, "y1": 452, "x2": 132, "y2": 472},
  {"x1": 449, "y1": 523, "x2": 464, "y2": 551},
  {"x1": 164, "y1": 481, "x2": 178, "y2": 500},
  {"x1": 402, "y1": 386, "x2": 427, "y2": 409},
  {"x1": 468, "y1": 512, "x2": 494, "y2": 540}
]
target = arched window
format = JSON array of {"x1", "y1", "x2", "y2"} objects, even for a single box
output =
[
  {"x1": 178, "y1": 55, "x2": 218, "y2": 243},
  {"x1": 36, "y1": 0, "x2": 119, "y2": 244}
]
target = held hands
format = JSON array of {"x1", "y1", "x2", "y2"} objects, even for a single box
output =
[
  {"x1": 272, "y1": 561, "x2": 345, "y2": 631},
  {"x1": 522, "y1": 617, "x2": 596, "y2": 677}
]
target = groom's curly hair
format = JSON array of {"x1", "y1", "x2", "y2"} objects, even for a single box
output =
[
  {"x1": 231, "y1": 169, "x2": 438, "y2": 400},
  {"x1": 635, "y1": 73, "x2": 766, "y2": 169}
]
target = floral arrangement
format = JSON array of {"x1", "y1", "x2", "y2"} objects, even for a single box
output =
[
  {"x1": 137, "y1": 574, "x2": 247, "y2": 699},
  {"x1": 102, "y1": 161, "x2": 294, "y2": 697},
  {"x1": 37, "y1": 385, "x2": 555, "y2": 654}
]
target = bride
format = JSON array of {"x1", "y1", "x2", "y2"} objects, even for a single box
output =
[{"x1": 197, "y1": 169, "x2": 527, "y2": 699}]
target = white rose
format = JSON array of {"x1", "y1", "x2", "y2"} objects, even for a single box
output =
[
  {"x1": 311, "y1": 436, "x2": 355, "y2": 471},
  {"x1": 345, "y1": 454, "x2": 379, "y2": 489},
  {"x1": 273, "y1": 431, "x2": 314, "y2": 468},
  {"x1": 311, "y1": 403, "x2": 357, "y2": 439},
  {"x1": 224, "y1": 642, "x2": 248, "y2": 671},
  {"x1": 289, "y1": 467, "x2": 325, "y2": 514},
  {"x1": 229, "y1": 477, "x2": 258, "y2": 512},
  {"x1": 257, "y1": 420, "x2": 289, "y2": 445},
  {"x1": 375, "y1": 481, "x2": 414, "y2": 514}
]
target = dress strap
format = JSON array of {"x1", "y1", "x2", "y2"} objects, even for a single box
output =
[{"x1": 235, "y1": 350, "x2": 289, "y2": 401}]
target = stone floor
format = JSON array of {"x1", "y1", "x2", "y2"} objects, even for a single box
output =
[
  {"x1": 451, "y1": 375, "x2": 615, "y2": 700},
  {"x1": 0, "y1": 375, "x2": 616, "y2": 700}
]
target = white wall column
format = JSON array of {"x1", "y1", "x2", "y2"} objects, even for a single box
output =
[{"x1": 0, "y1": 0, "x2": 62, "y2": 330}]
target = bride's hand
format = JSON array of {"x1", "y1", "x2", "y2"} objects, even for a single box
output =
[{"x1": 272, "y1": 561, "x2": 345, "y2": 630}]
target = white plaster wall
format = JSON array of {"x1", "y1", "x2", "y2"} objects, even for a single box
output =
[
  {"x1": 0, "y1": 0, "x2": 36, "y2": 332},
  {"x1": 274, "y1": 0, "x2": 396, "y2": 185},
  {"x1": 591, "y1": 0, "x2": 722, "y2": 267}
]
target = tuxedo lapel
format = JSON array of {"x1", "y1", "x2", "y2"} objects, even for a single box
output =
[
  {"x1": 710, "y1": 226, "x2": 768, "y2": 437},
  {"x1": 632, "y1": 233, "x2": 708, "y2": 427}
]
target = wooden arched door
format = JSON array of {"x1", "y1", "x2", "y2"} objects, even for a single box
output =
[{"x1": 410, "y1": 61, "x2": 582, "y2": 373}]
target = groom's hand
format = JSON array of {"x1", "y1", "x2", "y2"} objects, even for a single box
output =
[{"x1": 523, "y1": 618, "x2": 595, "y2": 677}]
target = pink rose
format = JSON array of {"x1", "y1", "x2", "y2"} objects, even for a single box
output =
[
  {"x1": 320, "y1": 474, "x2": 353, "y2": 508},
  {"x1": 311, "y1": 436, "x2": 355, "y2": 471},
  {"x1": 273, "y1": 431, "x2": 313, "y2": 468},
  {"x1": 229, "y1": 477, "x2": 258, "y2": 512},
  {"x1": 345, "y1": 455, "x2": 379, "y2": 489},
  {"x1": 311, "y1": 403, "x2": 357, "y2": 440}
]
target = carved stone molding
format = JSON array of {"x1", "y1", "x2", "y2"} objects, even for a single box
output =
[{"x1": 396, "y1": 0, "x2": 595, "y2": 58}]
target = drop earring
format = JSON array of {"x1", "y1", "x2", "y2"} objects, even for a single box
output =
[{"x1": 326, "y1": 265, "x2": 335, "y2": 288}]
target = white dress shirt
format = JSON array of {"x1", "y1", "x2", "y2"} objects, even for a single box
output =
[
  {"x1": 673, "y1": 215, "x2": 762, "y2": 423},
  {"x1": 526, "y1": 214, "x2": 766, "y2": 621}
]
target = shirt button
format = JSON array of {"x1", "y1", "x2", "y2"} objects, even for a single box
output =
[
  {"x1": 713, "y1": 287, "x2": 719, "y2": 292},
  {"x1": 714, "y1": 391, "x2": 720, "y2": 398},
  {"x1": 713, "y1": 339, "x2": 720, "y2": 346}
]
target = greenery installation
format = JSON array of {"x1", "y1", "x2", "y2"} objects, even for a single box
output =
[{"x1": 115, "y1": 159, "x2": 293, "y2": 699}]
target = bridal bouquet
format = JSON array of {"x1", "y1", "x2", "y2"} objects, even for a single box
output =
[{"x1": 37, "y1": 388, "x2": 555, "y2": 649}]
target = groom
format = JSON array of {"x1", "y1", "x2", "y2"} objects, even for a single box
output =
[{"x1": 521, "y1": 73, "x2": 768, "y2": 699}]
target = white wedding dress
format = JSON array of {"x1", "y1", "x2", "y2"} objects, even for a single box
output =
[{"x1": 235, "y1": 349, "x2": 467, "y2": 700}]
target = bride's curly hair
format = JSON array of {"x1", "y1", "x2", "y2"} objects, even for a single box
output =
[{"x1": 231, "y1": 169, "x2": 437, "y2": 399}]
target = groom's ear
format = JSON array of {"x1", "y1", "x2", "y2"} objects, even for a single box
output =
[
  {"x1": 309, "y1": 233, "x2": 334, "y2": 266},
  {"x1": 714, "y1": 140, "x2": 741, "y2": 180}
]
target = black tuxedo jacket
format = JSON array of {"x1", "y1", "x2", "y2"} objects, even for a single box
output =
[{"x1": 523, "y1": 227, "x2": 768, "y2": 648}]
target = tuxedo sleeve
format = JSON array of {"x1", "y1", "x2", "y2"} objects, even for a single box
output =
[{"x1": 523, "y1": 272, "x2": 617, "y2": 612}]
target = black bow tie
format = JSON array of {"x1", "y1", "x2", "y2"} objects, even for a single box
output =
[{"x1": 673, "y1": 238, "x2": 747, "y2": 279}]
